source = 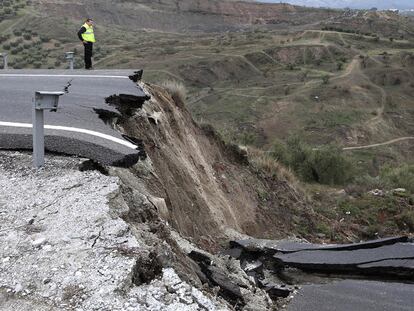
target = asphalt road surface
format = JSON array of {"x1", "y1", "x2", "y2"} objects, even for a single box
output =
[
  {"x1": 286, "y1": 279, "x2": 414, "y2": 311},
  {"x1": 0, "y1": 69, "x2": 146, "y2": 166}
]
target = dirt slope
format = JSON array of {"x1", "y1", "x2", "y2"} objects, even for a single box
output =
[{"x1": 103, "y1": 81, "x2": 316, "y2": 250}]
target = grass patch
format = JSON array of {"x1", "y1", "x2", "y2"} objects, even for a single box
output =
[{"x1": 161, "y1": 80, "x2": 187, "y2": 107}]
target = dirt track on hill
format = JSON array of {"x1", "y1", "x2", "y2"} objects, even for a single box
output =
[{"x1": 343, "y1": 137, "x2": 414, "y2": 150}]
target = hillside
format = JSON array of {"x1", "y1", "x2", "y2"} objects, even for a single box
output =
[
  {"x1": 260, "y1": 1, "x2": 414, "y2": 10},
  {"x1": 1, "y1": 0, "x2": 413, "y2": 240}
]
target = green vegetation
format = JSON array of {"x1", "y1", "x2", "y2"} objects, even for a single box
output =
[{"x1": 270, "y1": 137, "x2": 353, "y2": 185}]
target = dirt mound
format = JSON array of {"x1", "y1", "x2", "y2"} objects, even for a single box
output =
[
  {"x1": 264, "y1": 44, "x2": 348, "y2": 66},
  {"x1": 178, "y1": 56, "x2": 262, "y2": 87},
  {"x1": 105, "y1": 81, "x2": 316, "y2": 250},
  {"x1": 367, "y1": 67, "x2": 412, "y2": 87}
]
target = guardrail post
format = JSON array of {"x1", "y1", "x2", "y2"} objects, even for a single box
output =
[
  {"x1": 0, "y1": 53, "x2": 8, "y2": 69},
  {"x1": 65, "y1": 52, "x2": 74, "y2": 70},
  {"x1": 32, "y1": 91, "x2": 65, "y2": 168}
]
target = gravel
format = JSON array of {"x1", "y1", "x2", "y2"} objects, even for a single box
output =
[{"x1": 0, "y1": 151, "x2": 231, "y2": 311}]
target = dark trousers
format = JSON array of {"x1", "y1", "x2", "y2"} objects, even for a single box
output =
[{"x1": 84, "y1": 42, "x2": 93, "y2": 69}]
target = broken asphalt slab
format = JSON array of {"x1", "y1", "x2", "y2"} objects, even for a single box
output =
[
  {"x1": 273, "y1": 242, "x2": 414, "y2": 279},
  {"x1": 0, "y1": 70, "x2": 149, "y2": 166},
  {"x1": 230, "y1": 236, "x2": 410, "y2": 254},
  {"x1": 227, "y1": 237, "x2": 414, "y2": 281}
]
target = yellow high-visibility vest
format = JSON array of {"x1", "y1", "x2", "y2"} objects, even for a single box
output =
[{"x1": 81, "y1": 23, "x2": 95, "y2": 43}]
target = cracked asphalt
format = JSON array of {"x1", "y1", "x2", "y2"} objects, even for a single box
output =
[{"x1": 0, "y1": 69, "x2": 147, "y2": 166}]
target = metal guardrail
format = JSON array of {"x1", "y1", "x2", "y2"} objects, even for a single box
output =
[
  {"x1": 65, "y1": 52, "x2": 74, "y2": 70},
  {"x1": 0, "y1": 52, "x2": 8, "y2": 69},
  {"x1": 32, "y1": 91, "x2": 65, "y2": 168}
]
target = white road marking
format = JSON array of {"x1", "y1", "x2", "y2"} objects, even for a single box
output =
[
  {"x1": 0, "y1": 74, "x2": 129, "y2": 79},
  {"x1": 0, "y1": 121, "x2": 137, "y2": 150}
]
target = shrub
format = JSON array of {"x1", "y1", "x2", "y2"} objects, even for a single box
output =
[
  {"x1": 397, "y1": 211, "x2": 414, "y2": 231},
  {"x1": 380, "y1": 164, "x2": 414, "y2": 193},
  {"x1": 307, "y1": 145, "x2": 354, "y2": 185},
  {"x1": 271, "y1": 136, "x2": 354, "y2": 185},
  {"x1": 237, "y1": 131, "x2": 257, "y2": 146},
  {"x1": 3, "y1": 44, "x2": 10, "y2": 50},
  {"x1": 13, "y1": 30, "x2": 22, "y2": 36},
  {"x1": 54, "y1": 42, "x2": 61, "y2": 47},
  {"x1": 322, "y1": 75, "x2": 330, "y2": 84},
  {"x1": 248, "y1": 147, "x2": 298, "y2": 185},
  {"x1": 161, "y1": 80, "x2": 187, "y2": 106},
  {"x1": 40, "y1": 36, "x2": 50, "y2": 43},
  {"x1": 269, "y1": 139, "x2": 289, "y2": 164},
  {"x1": 23, "y1": 34, "x2": 32, "y2": 40},
  {"x1": 163, "y1": 46, "x2": 177, "y2": 55}
]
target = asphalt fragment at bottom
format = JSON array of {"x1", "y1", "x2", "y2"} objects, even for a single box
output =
[{"x1": 285, "y1": 279, "x2": 414, "y2": 311}]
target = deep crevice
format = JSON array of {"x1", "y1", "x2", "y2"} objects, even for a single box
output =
[
  {"x1": 105, "y1": 93, "x2": 150, "y2": 116},
  {"x1": 79, "y1": 159, "x2": 109, "y2": 175},
  {"x1": 93, "y1": 108, "x2": 121, "y2": 127},
  {"x1": 128, "y1": 70, "x2": 144, "y2": 83},
  {"x1": 131, "y1": 251, "x2": 163, "y2": 285}
]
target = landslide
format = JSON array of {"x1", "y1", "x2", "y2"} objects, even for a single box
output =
[{"x1": 105, "y1": 80, "x2": 317, "y2": 250}]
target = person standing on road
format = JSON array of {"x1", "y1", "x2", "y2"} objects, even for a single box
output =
[{"x1": 77, "y1": 18, "x2": 95, "y2": 70}]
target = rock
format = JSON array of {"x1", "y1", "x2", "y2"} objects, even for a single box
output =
[
  {"x1": 368, "y1": 189, "x2": 384, "y2": 196},
  {"x1": 257, "y1": 279, "x2": 291, "y2": 299},
  {"x1": 32, "y1": 237, "x2": 47, "y2": 247},
  {"x1": 221, "y1": 247, "x2": 243, "y2": 259},
  {"x1": 201, "y1": 264, "x2": 244, "y2": 306},
  {"x1": 147, "y1": 196, "x2": 169, "y2": 221},
  {"x1": 264, "y1": 284, "x2": 291, "y2": 299},
  {"x1": 189, "y1": 250, "x2": 213, "y2": 265},
  {"x1": 392, "y1": 188, "x2": 407, "y2": 196},
  {"x1": 241, "y1": 260, "x2": 263, "y2": 278},
  {"x1": 14, "y1": 283, "x2": 23, "y2": 293},
  {"x1": 393, "y1": 188, "x2": 406, "y2": 193},
  {"x1": 147, "y1": 111, "x2": 162, "y2": 126}
]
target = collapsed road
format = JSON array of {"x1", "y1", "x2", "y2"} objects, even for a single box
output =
[
  {"x1": 0, "y1": 69, "x2": 148, "y2": 166},
  {"x1": 226, "y1": 237, "x2": 414, "y2": 311}
]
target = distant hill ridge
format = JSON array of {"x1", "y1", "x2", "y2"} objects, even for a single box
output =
[
  {"x1": 30, "y1": 0, "x2": 339, "y2": 32},
  {"x1": 258, "y1": 0, "x2": 414, "y2": 10}
]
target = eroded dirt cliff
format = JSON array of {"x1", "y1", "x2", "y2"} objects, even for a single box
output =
[{"x1": 101, "y1": 78, "x2": 318, "y2": 251}]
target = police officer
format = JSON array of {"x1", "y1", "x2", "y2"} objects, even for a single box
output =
[{"x1": 77, "y1": 18, "x2": 95, "y2": 70}]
